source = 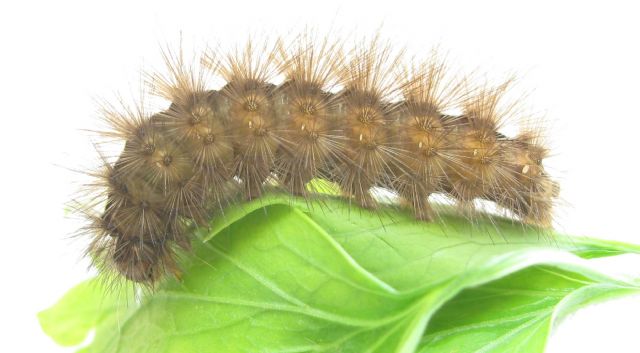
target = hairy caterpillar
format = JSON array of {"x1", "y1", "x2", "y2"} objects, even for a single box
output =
[{"x1": 78, "y1": 34, "x2": 559, "y2": 287}]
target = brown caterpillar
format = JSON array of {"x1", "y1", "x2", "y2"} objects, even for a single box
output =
[{"x1": 78, "y1": 35, "x2": 558, "y2": 286}]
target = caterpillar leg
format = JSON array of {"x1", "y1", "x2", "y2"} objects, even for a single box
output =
[
  {"x1": 397, "y1": 180, "x2": 436, "y2": 221},
  {"x1": 411, "y1": 196, "x2": 435, "y2": 221},
  {"x1": 351, "y1": 180, "x2": 378, "y2": 209}
]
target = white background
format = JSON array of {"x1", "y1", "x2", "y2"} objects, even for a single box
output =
[{"x1": 1, "y1": 0, "x2": 639, "y2": 351}]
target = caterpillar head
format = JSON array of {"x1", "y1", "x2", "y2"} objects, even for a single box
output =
[
  {"x1": 112, "y1": 237, "x2": 176, "y2": 284},
  {"x1": 85, "y1": 211, "x2": 180, "y2": 286}
]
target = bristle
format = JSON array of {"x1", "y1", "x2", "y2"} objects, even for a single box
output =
[
  {"x1": 333, "y1": 38, "x2": 405, "y2": 208},
  {"x1": 392, "y1": 54, "x2": 467, "y2": 220},
  {"x1": 76, "y1": 34, "x2": 559, "y2": 287},
  {"x1": 493, "y1": 130, "x2": 557, "y2": 226},
  {"x1": 444, "y1": 82, "x2": 518, "y2": 206},
  {"x1": 163, "y1": 175, "x2": 207, "y2": 225},
  {"x1": 274, "y1": 34, "x2": 345, "y2": 196},
  {"x1": 110, "y1": 236, "x2": 178, "y2": 284},
  {"x1": 152, "y1": 47, "x2": 236, "y2": 210},
  {"x1": 109, "y1": 114, "x2": 160, "y2": 179},
  {"x1": 151, "y1": 44, "x2": 212, "y2": 106},
  {"x1": 212, "y1": 39, "x2": 282, "y2": 200}
]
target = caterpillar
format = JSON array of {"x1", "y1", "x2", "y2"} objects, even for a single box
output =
[{"x1": 78, "y1": 34, "x2": 559, "y2": 287}]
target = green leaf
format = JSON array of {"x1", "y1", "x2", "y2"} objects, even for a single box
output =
[
  {"x1": 37, "y1": 278, "x2": 133, "y2": 347},
  {"x1": 39, "y1": 195, "x2": 640, "y2": 353},
  {"x1": 417, "y1": 267, "x2": 638, "y2": 352}
]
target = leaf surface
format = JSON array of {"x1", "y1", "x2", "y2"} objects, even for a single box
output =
[{"x1": 39, "y1": 195, "x2": 640, "y2": 353}]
